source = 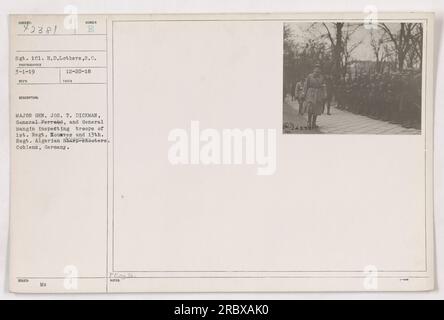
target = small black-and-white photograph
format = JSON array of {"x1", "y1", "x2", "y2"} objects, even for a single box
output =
[{"x1": 283, "y1": 22, "x2": 423, "y2": 134}]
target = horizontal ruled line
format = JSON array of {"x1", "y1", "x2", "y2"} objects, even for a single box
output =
[
  {"x1": 16, "y1": 275, "x2": 431, "y2": 279},
  {"x1": 17, "y1": 82, "x2": 107, "y2": 85},
  {"x1": 16, "y1": 66, "x2": 107, "y2": 68},
  {"x1": 16, "y1": 33, "x2": 107, "y2": 36},
  {"x1": 16, "y1": 50, "x2": 106, "y2": 53}
]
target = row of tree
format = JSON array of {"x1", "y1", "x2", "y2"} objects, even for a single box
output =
[{"x1": 283, "y1": 22, "x2": 423, "y2": 90}]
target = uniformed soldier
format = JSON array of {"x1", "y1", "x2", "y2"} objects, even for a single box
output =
[
  {"x1": 344, "y1": 78, "x2": 353, "y2": 111},
  {"x1": 384, "y1": 82, "x2": 395, "y2": 122},
  {"x1": 367, "y1": 80, "x2": 376, "y2": 117},
  {"x1": 412, "y1": 71, "x2": 422, "y2": 129},
  {"x1": 402, "y1": 68, "x2": 421, "y2": 128},
  {"x1": 390, "y1": 73, "x2": 403, "y2": 124},
  {"x1": 324, "y1": 75, "x2": 334, "y2": 115},
  {"x1": 374, "y1": 75, "x2": 385, "y2": 119},
  {"x1": 335, "y1": 77, "x2": 345, "y2": 110},
  {"x1": 295, "y1": 79, "x2": 305, "y2": 115},
  {"x1": 303, "y1": 64, "x2": 326, "y2": 129},
  {"x1": 350, "y1": 76, "x2": 361, "y2": 114}
]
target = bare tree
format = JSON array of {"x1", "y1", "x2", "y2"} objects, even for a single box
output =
[
  {"x1": 410, "y1": 24, "x2": 423, "y2": 69},
  {"x1": 322, "y1": 22, "x2": 343, "y2": 83},
  {"x1": 379, "y1": 23, "x2": 420, "y2": 71},
  {"x1": 342, "y1": 23, "x2": 363, "y2": 77},
  {"x1": 370, "y1": 30, "x2": 384, "y2": 73}
]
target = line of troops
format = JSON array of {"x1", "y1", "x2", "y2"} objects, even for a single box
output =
[{"x1": 293, "y1": 69, "x2": 422, "y2": 129}]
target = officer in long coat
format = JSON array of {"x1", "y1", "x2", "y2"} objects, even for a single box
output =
[{"x1": 303, "y1": 64, "x2": 326, "y2": 129}]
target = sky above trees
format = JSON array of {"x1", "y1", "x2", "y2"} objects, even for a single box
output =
[{"x1": 288, "y1": 22, "x2": 413, "y2": 62}]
